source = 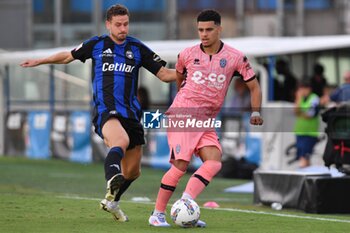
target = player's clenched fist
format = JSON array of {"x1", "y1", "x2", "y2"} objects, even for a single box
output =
[{"x1": 250, "y1": 112, "x2": 263, "y2": 125}]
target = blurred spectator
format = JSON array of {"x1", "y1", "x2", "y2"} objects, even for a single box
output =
[
  {"x1": 293, "y1": 79, "x2": 320, "y2": 168},
  {"x1": 137, "y1": 86, "x2": 150, "y2": 111},
  {"x1": 310, "y1": 63, "x2": 328, "y2": 97},
  {"x1": 228, "y1": 78, "x2": 251, "y2": 113},
  {"x1": 275, "y1": 59, "x2": 297, "y2": 102},
  {"x1": 329, "y1": 71, "x2": 350, "y2": 103}
]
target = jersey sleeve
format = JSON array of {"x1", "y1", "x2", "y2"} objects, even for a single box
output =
[
  {"x1": 175, "y1": 51, "x2": 186, "y2": 74},
  {"x1": 236, "y1": 55, "x2": 256, "y2": 82},
  {"x1": 71, "y1": 36, "x2": 99, "y2": 63},
  {"x1": 306, "y1": 96, "x2": 320, "y2": 117},
  {"x1": 140, "y1": 44, "x2": 167, "y2": 75}
]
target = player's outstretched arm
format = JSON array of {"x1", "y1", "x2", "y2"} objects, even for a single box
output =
[
  {"x1": 20, "y1": 51, "x2": 74, "y2": 67},
  {"x1": 156, "y1": 67, "x2": 177, "y2": 83},
  {"x1": 246, "y1": 78, "x2": 263, "y2": 125}
]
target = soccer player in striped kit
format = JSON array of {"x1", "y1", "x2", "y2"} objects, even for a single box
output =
[
  {"x1": 149, "y1": 9, "x2": 263, "y2": 227},
  {"x1": 21, "y1": 4, "x2": 176, "y2": 222}
]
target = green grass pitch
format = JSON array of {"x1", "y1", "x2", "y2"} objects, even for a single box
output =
[{"x1": 0, "y1": 156, "x2": 349, "y2": 233}]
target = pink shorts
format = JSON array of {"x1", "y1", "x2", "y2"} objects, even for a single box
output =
[{"x1": 167, "y1": 130, "x2": 222, "y2": 162}]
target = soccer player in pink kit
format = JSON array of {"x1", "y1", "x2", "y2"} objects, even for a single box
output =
[{"x1": 149, "y1": 10, "x2": 263, "y2": 227}]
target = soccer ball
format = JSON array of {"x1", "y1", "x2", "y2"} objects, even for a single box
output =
[{"x1": 170, "y1": 198, "x2": 200, "y2": 228}]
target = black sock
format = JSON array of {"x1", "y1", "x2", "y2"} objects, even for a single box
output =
[
  {"x1": 114, "y1": 179, "x2": 135, "y2": 202},
  {"x1": 104, "y1": 147, "x2": 124, "y2": 181}
]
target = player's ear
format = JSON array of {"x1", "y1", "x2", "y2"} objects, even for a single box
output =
[
  {"x1": 105, "y1": 20, "x2": 111, "y2": 31},
  {"x1": 218, "y1": 25, "x2": 222, "y2": 34}
]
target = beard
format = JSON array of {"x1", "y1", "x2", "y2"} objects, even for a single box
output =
[
  {"x1": 116, "y1": 33, "x2": 127, "y2": 41},
  {"x1": 110, "y1": 32, "x2": 127, "y2": 43}
]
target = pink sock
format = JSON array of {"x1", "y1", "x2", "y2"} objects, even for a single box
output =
[
  {"x1": 155, "y1": 165, "x2": 185, "y2": 212},
  {"x1": 184, "y1": 160, "x2": 222, "y2": 199}
]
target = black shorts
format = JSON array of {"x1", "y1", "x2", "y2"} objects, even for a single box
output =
[{"x1": 93, "y1": 111, "x2": 145, "y2": 150}]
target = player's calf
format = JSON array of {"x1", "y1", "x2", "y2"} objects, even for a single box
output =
[{"x1": 184, "y1": 160, "x2": 221, "y2": 199}]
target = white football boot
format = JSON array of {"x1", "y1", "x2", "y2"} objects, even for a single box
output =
[
  {"x1": 196, "y1": 219, "x2": 206, "y2": 228},
  {"x1": 148, "y1": 212, "x2": 171, "y2": 227},
  {"x1": 105, "y1": 173, "x2": 125, "y2": 201},
  {"x1": 100, "y1": 199, "x2": 129, "y2": 222}
]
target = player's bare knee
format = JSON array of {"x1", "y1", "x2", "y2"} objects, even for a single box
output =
[
  {"x1": 104, "y1": 135, "x2": 129, "y2": 150},
  {"x1": 124, "y1": 169, "x2": 140, "y2": 180},
  {"x1": 173, "y1": 159, "x2": 189, "y2": 172}
]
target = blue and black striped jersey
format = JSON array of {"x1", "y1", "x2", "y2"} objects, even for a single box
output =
[{"x1": 71, "y1": 35, "x2": 166, "y2": 121}]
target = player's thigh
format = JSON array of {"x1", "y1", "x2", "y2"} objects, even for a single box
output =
[
  {"x1": 198, "y1": 146, "x2": 221, "y2": 162},
  {"x1": 102, "y1": 118, "x2": 129, "y2": 150},
  {"x1": 196, "y1": 131, "x2": 222, "y2": 162},
  {"x1": 122, "y1": 145, "x2": 142, "y2": 179}
]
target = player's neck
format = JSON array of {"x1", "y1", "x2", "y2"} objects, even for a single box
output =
[{"x1": 201, "y1": 40, "x2": 223, "y2": 55}]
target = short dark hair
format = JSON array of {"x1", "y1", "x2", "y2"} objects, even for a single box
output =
[
  {"x1": 197, "y1": 9, "x2": 221, "y2": 25},
  {"x1": 313, "y1": 63, "x2": 324, "y2": 75},
  {"x1": 106, "y1": 4, "x2": 130, "y2": 21}
]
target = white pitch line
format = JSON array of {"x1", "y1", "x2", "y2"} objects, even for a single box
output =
[
  {"x1": 57, "y1": 195, "x2": 350, "y2": 224},
  {"x1": 213, "y1": 207, "x2": 350, "y2": 224}
]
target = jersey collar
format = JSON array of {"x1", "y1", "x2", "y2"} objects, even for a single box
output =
[{"x1": 200, "y1": 41, "x2": 224, "y2": 55}]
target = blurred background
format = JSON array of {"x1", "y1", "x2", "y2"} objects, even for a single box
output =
[
  {"x1": 1, "y1": 0, "x2": 350, "y2": 49},
  {"x1": 0, "y1": 0, "x2": 350, "y2": 176}
]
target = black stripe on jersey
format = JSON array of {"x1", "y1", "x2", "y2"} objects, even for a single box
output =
[
  {"x1": 194, "y1": 174, "x2": 210, "y2": 186},
  {"x1": 245, "y1": 75, "x2": 256, "y2": 83},
  {"x1": 91, "y1": 60, "x2": 96, "y2": 83},
  {"x1": 124, "y1": 44, "x2": 136, "y2": 119},
  {"x1": 232, "y1": 71, "x2": 256, "y2": 82},
  {"x1": 91, "y1": 59, "x2": 96, "y2": 103},
  {"x1": 137, "y1": 42, "x2": 165, "y2": 75},
  {"x1": 232, "y1": 71, "x2": 243, "y2": 79},
  {"x1": 102, "y1": 40, "x2": 115, "y2": 111}
]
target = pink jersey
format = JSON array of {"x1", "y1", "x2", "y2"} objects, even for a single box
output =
[{"x1": 169, "y1": 42, "x2": 255, "y2": 118}]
